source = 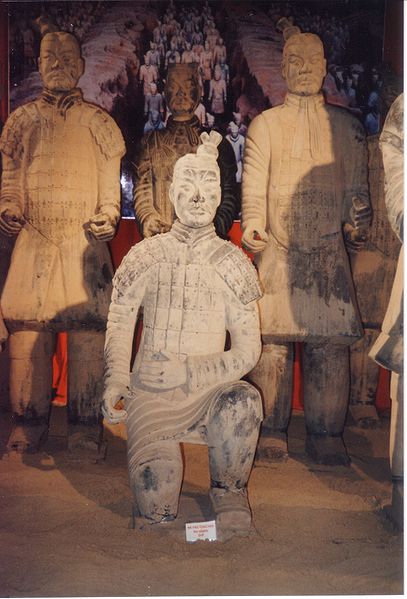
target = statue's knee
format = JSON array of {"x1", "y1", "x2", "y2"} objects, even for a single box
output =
[{"x1": 212, "y1": 381, "x2": 262, "y2": 424}]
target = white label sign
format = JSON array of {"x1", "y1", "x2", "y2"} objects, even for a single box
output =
[{"x1": 185, "y1": 520, "x2": 217, "y2": 542}]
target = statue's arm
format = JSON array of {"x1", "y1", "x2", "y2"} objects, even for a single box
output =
[
  {"x1": 88, "y1": 110, "x2": 126, "y2": 241},
  {"x1": 0, "y1": 108, "x2": 28, "y2": 236},
  {"x1": 380, "y1": 94, "x2": 404, "y2": 241},
  {"x1": 103, "y1": 250, "x2": 149, "y2": 422},
  {"x1": 133, "y1": 136, "x2": 170, "y2": 237},
  {"x1": 186, "y1": 291, "x2": 261, "y2": 394},
  {"x1": 214, "y1": 138, "x2": 238, "y2": 238},
  {"x1": 342, "y1": 118, "x2": 371, "y2": 227},
  {"x1": 241, "y1": 113, "x2": 270, "y2": 252}
]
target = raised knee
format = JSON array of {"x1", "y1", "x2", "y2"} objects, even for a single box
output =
[{"x1": 211, "y1": 381, "x2": 263, "y2": 425}]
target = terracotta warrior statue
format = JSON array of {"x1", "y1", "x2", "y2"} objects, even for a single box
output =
[
  {"x1": 241, "y1": 26, "x2": 371, "y2": 465},
  {"x1": 349, "y1": 131, "x2": 401, "y2": 427},
  {"x1": 370, "y1": 93, "x2": 404, "y2": 528},
  {"x1": 134, "y1": 63, "x2": 238, "y2": 240},
  {"x1": 103, "y1": 132, "x2": 263, "y2": 539},
  {"x1": 0, "y1": 30, "x2": 125, "y2": 453}
]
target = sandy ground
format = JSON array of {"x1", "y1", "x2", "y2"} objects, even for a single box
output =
[{"x1": 0, "y1": 407, "x2": 403, "y2": 597}]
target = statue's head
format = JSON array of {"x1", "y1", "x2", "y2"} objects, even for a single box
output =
[
  {"x1": 169, "y1": 131, "x2": 222, "y2": 228},
  {"x1": 165, "y1": 63, "x2": 200, "y2": 121},
  {"x1": 39, "y1": 31, "x2": 84, "y2": 92},
  {"x1": 282, "y1": 32, "x2": 326, "y2": 96}
]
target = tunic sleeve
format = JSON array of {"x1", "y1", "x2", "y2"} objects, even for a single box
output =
[
  {"x1": 0, "y1": 106, "x2": 32, "y2": 215},
  {"x1": 186, "y1": 286, "x2": 261, "y2": 393},
  {"x1": 133, "y1": 133, "x2": 163, "y2": 227},
  {"x1": 104, "y1": 246, "x2": 150, "y2": 390},
  {"x1": 341, "y1": 115, "x2": 370, "y2": 225},
  {"x1": 241, "y1": 112, "x2": 271, "y2": 232},
  {"x1": 380, "y1": 93, "x2": 404, "y2": 241},
  {"x1": 88, "y1": 108, "x2": 126, "y2": 224}
]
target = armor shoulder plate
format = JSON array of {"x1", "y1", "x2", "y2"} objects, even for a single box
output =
[
  {"x1": 211, "y1": 241, "x2": 262, "y2": 305},
  {"x1": 113, "y1": 235, "x2": 168, "y2": 295},
  {"x1": 85, "y1": 105, "x2": 126, "y2": 160},
  {"x1": 0, "y1": 102, "x2": 39, "y2": 160}
]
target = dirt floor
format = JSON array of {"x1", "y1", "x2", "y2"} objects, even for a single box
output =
[{"x1": 0, "y1": 406, "x2": 403, "y2": 597}]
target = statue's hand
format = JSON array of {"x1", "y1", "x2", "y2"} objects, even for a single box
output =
[
  {"x1": 143, "y1": 214, "x2": 171, "y2": 237},
  {"x1": 139, "y1": 350, "x2": 187, "y2": 389},
  {"x1": 87, "y1": 212, "x2": 116, "y2": 242},
  {"x1": 343, "y1": 223, "x2": 368, "y2": 253},
  {"x1": 241, "y1": 223, "x2": 269, "y2": 253},
  {"x1": 0, "y1": 207, "x2": 25, "y2": 237},
  {"x1": 102, "y1": 382, "x2": 128, "y2": 424},
  {"x1": 350, "y1": 198, "x2": 372, "y2": 229}
]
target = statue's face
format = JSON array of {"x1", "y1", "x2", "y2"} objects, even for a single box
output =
[
  {"x1": 39, "y1": 33, "x2": 83, "y2": 91},
  {"x1": 282, "y1": 36, "x2": 326, "y2": 96},
  {"x1": 165, "y1": 68, "x2": 200, "y2": 119},
  {"x1": 171, "y1": 164, "x2": 220, "y2": 228}
]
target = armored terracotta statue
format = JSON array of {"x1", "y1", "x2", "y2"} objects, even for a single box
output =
[
  {"x1": 134, "y1": 63, "x2": 238, "y2": 240},
  {"x1": 0, "y1": 30, "x2": 125, "y2": 453},
  {"x1": 349, "y1": 132, "x2": 400, "y2": 427},
  {"x1": 241, "y1": 27, "x2": 371, "y2": 465},
  {"x1": 370, "y1": 93, "x2": 403, "y2": 528},
  {"x1": 104, "y1": 132, "x2": 263, "y2": 539}
]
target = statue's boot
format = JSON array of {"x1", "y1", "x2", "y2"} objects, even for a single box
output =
[
  {"x1": 67, "y1": 331, "x2": 106, "y2": 461},
  {"x1": 8, "y1": 331, "x2": 54, "y2": 453},
  {"x1": 349, "y1": 330, "x2": 380, "y2": 428},
  {"x1": 206, "y1": 381, "x2": 262, "y2": 539},
  {"x1": 303, "y1": 342, "x2": 351, "y2": 466},
  {"x1": 249, "y1": 343, "x2": 293, "y2": 461}
]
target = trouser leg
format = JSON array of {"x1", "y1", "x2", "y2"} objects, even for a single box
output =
[
  {"x1": 249, "y1": 342, "x2": 293, "y2": 459},
  {"x1": 206, "y1": 381, "x2": 262, "y2": 489},
  {"x1": 67, "y1": 331, "x2": 105, "y2": 454},
  {"x1": 303, "y1": 342, "x2": 351, "y2": 465},
  {"x1": 349, "y1": 329, "x2": 380, "y2": 427},
  {"x1": 206, "y1": 381, "x2": 262, "y2": 538},
  {"x1": 128, "y1": 440, "x2": 184, "y2": 523},
  {"x1": 250, "y1": 342, "x2": 293, "y2": 432},
  {"x1": 8, "y1": 330, "x2": 55, "y2": 452}
]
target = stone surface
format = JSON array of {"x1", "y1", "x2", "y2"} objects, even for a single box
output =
[
  {"x1": 241, "y1": 28, "x2": 370, "y2": 463},
  {"x1": 0, "y1": 31, "x2": 125, "y2": 452},
  {"x1": 104, "y1": 132, "x2": 262, "y2": 537}
]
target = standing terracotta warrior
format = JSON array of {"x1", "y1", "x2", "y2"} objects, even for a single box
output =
[
  {"x1": 0, "y1": 30, "x2": 125, "y2": 453},
  {"x1": 241, "y1": 27, "x2": 371, "y2": 465},
  {"x1": 134, "y1": 63, "x2": 238, "y2": 239},
  {"x1": 349, "y1": 132, "x2": 401, "y2": 427},
  {"x1": 370, "y1": 93, "x2": 403, "y2": 527},
  {"x1": 104, "y1": 132, "x2": 262, "y2": 538}
]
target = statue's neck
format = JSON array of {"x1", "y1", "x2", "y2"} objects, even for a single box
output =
[
  {"x1": 170, "y1": 219, "x2": 216, "y2": 245},
  {"x1": 41, "y1": 87, "x2": 83, "y2": 116}
]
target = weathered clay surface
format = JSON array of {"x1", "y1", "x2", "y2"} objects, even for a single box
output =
[
  {"x1": 104, "y1": 132, "x2": 262, "y2": 538},
  {"x1": 134, "y1": 63, "x2": 238, "y2": 240},
  {"x1": 241, "y1": 29, "x2": 370, "y2": 465},
  {"x1": 349, "y1": 134, "x2": 401, "y2": 425},
  {"x1": 0, "y1": 31, "x2": 125, "y2": 453},
  {"x1": 370, "y1": 93, "x2": 404, "y2": 488}
]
